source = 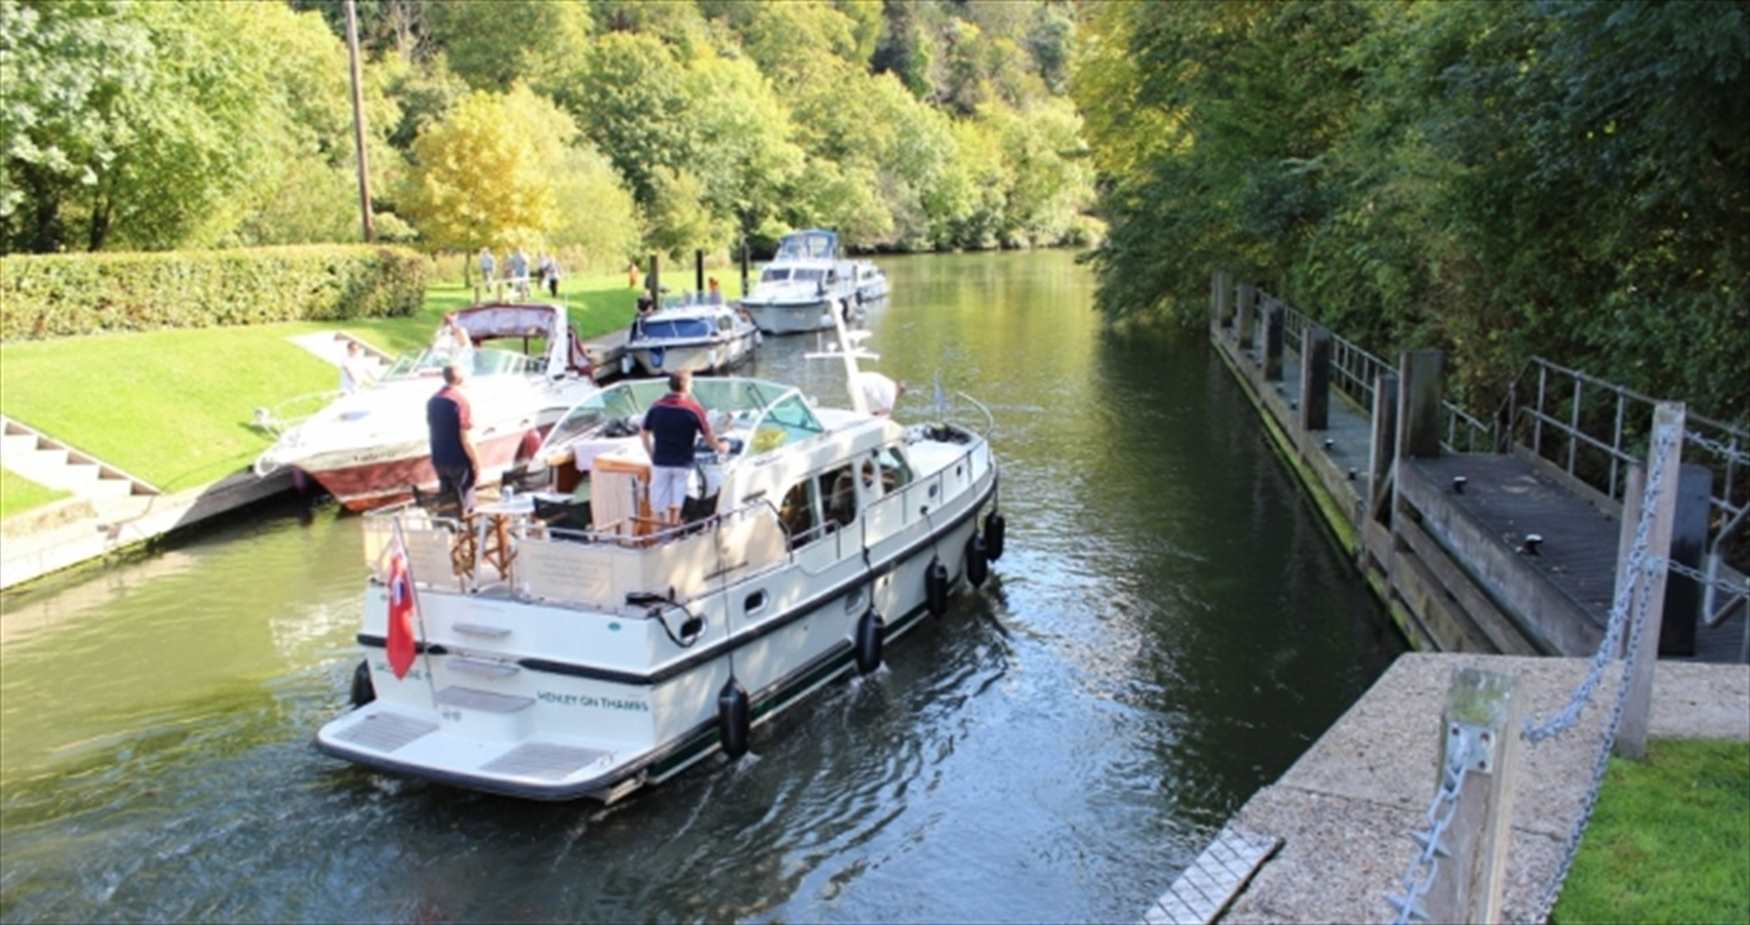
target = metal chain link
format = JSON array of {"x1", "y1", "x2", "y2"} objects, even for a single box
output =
[
  {"x1": 1522, "y1": 423, "x2": 1679, "y2": 743},
  {"x1": 1386, "y1": 745, "x2": 1472, "y2": 924},
  {"x1": 1656, "y1": 556, "x2": 1750, "y2": 600},
  {"x1": 1528, "y1": 540, "x2": 1662, "y2": 923},
  {"x1": 1685, "y1": 428, "x2": 1750, "y2": 466}
]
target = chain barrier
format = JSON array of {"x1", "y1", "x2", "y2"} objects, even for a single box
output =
[
  {"x1": 1521, "y1": 423, "x2": 1678, "y2": 743},
  {"x1": 1657, "y1": 556, "x2": 1750, "y2": 601},
  {"x1": 1386, "y1": 741, "x2": 1473, "y2": 924},
  {"x1": 1685, "y1": 428, "x2": 1750, "y2": 466}
]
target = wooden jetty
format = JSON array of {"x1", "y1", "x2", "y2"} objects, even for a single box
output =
[{"x1": 1207, "y1": 272, "x2": 1748, "y2": 664}]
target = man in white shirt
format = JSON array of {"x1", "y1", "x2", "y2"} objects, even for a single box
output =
[
  {"x1": 855, "y1": 371, "x2": 906, "y2": 416},
  {"x1": 339, "y1": 340, "x2": 377, "y2": 394}
]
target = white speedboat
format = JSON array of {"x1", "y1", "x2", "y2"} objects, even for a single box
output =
[
  {"x1": 254, "y1": 304, "x2": 598, "y2": 511},
  {"x1": 851, "y1": 260, "x2": 889, "y2": 303},
  {"x1": 740, "y1": 229, "x2": 864, "y2": 335},
  {"x1": 315, "y1": 313, "x2": 1005, "y2": 801},
  {"x1": 623, "y1": 296, "x2": 759, "y2": 377}
]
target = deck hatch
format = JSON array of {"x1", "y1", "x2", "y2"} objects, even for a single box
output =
[
  {"x1": 333, "y1": 712, "x2": 439, "y2": 753},
  {"x1": 480, "y1": 742, "x2": 610, "y2": 781}
]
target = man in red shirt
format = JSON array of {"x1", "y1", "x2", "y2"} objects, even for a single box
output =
[
  {"x1": 427, "y1": 364, "x2": 480, "y2": 510},
  {"x1": 641, "y1": 371, "x2": 726, "y2": 525}
]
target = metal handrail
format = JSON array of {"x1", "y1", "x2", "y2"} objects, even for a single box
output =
[
  {"x1": 1441, "y1": 400, "x2": 1494, "y2": 454},
  {"x1": 1330, "y1": 333, "x2": 1391, "y2": 412}
]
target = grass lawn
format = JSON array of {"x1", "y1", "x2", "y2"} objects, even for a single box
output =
[
  {"x1": 0, "y1": 269, "x2": 745, "y2": 492},
  {"x1": 1554, "y1": 738, "x2": 1750, "y2": 924},
  {"x1": 0, "y1": 470, "x2": 69, "y2": 520}
]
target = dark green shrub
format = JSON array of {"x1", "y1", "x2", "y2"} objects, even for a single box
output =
[{"x1": 0, "y1": 245, "x2": 430, "y2": 341}]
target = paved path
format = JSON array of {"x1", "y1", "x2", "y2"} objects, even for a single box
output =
[{"x1": 1209, "y1": 652, "x2": 1749, "y2": 923}]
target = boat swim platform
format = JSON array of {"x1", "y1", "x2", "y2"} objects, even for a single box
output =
[
  {"x1": 1141, "y1": 652, "x2": 1750, "y2": 924},
  {"x1": 1208, "y1": 286, "x2": 1747, "y2": 665}
]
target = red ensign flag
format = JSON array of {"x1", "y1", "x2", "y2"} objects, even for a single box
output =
[{"x1": 385, "y1": 538, "x2": 417, "y2": 680}]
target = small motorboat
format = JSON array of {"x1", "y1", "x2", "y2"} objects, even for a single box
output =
[
  {"x1": 254, "y1": 304, "x2": 598, "y2": 511},
  {"x1": 622, "y1": 295, "x2": 759, "y2": 377},
  {"x1": 851, "y1": 260, "x2": 888, "y2": 303},
  {"x1": 740, "y1": 229, "x2": 865, "y2": 335},
  {"x1": 315, "y1": 308, "x2": 1006, "y2": 802}
]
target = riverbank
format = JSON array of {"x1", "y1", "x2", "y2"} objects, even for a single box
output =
[{"x1": 1149, "y1": 652, "x2": 1750, "y2": 923}]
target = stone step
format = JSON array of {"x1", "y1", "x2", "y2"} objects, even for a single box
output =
[
  {"x1": 0, "y1": 433, "x2": 40, "y2": 457},
  {"x1": 86, "y1": 478, "x2": 138, "y2": 502}
]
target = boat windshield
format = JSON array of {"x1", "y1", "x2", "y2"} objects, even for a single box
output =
[
  {"x1": 638, "y1": 318, "x2": 714, "y2": 340},
  {"x1": 544, "y1": 377, "x2": 799, "y2": 448},
  {"x1": 792, "y1": 268, "x2": 824, "y2": 283},
  {"x1": 383, "y1": 347, "x2": 544, "y2": 380},
  {"x1": 760, "y1": 268, "x2": 790, "y2": 282},
  {"x1": 776, "y1": 231, "x2": 837, "y2": 260}
]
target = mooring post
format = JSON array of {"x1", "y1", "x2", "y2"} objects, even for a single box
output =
[
  {"x1": 1659, "y1": 463, "x2": 1711, "y2": 657},
  {"x1": 1617, "y1": 401, "x2": 1686, "y2": 760},
  {"x1": 1425, "y1": 667, "x2": 1521, "y2": 924},
  {"x1": 1218, "y1": 271, "x2": 1234, "y2": 329},
  {"x1": 648, "y1": 253, "x2": 661, "y2": 304},
  {"x1": 1236, "y1": 283, "x2": 1257, "y2": 350},
  {"x1": 740, "y1": 236, "x2": 751, "y2": 294},
  {"x1": 1396, "y1": 350, "x2": 1445, "y2": 461},
  {"x1": 1299, "y1": 325, "x2": 1331, "y2": 431},
  {"x1": 1262, "y1": 303, "x2": 1285, "y2": 381},
  {"x1": 695, "y1": 249, "x2": 705, "y2": 292},
  {"x1": 1369, "y1": 372, "x2": 1399, "y2": 525}
]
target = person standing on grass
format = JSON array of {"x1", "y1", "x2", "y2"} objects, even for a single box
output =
[
  {"x1": 628, "y1": 259, "x2": 642, "y2": 290},
  {"x1": 641, "y1": 370, "x2": 727, "y2": 525},
  {"x1": 427, "y1": 363, "x2": 480, "y2": 511},
  {"x1": 539, "y1": 254, "x2": 561, "y2": 298},
  {"x1": 507, "y1": 248, "x2": 530, "y2": 299}
]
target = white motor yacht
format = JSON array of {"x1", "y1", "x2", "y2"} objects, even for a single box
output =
[
  {"x1": 315, "y1": 312, "x2": 1005, "y2": 801},
  {"x1": 254, "y1": 304, "x2": 598, "y2": 511},
  {"x1": 740, "y1": 229, "x2": 865, "y2": 335},
  {"x1": 851, "y1": 260, "x2": 889, "y2": 303},
  {"x1": 623, "y1": 295, "x2": 760, "y2": 377}
]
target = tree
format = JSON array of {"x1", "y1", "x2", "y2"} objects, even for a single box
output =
[
  {"x1": 426, "y1": 0, "x2": 592, "y2": 93},
  {"x1": 399, "y1": 84, "x2": 573, "y2": 253},
  {"x1": 557, "y1": 32, "x2": 696, "y2": 207},
  {"x1": 683, "y1": 54, "x2": 806, "y2": 242}
]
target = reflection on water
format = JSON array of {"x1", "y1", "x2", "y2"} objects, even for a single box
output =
[{"x1": 0, "y1": 251, "x2": 1400, "y2": 922}]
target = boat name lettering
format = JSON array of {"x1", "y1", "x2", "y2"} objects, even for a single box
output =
[{"x1": 537, "y1": 690, "x2": 650, "y2": 712}]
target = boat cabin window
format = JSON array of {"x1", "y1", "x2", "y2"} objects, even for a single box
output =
[
  {"x1": 761, "y1": 268, "x2": 790, "y2": 282},
  {"x1": 817, "y1": 465, "x2": 857, "y2": 528},
  {"x1": 778, "y1": 479, "x2": 818, "y2": 549},
  {"x1": 878, "y1": 447, "x2": 913, "y2": 492},
  {"x1": 717, "y1": 315, "x2": 733, "y2": 332},
  {"x1": 639, "y1": 319, "x2": 713, "y2": 339},
  {"x1": 792, "y1": 269, "x2": 824, "y2": 284}
]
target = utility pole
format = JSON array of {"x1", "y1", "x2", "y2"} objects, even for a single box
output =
[{"x1": 344, "y1": 0, "x2": 375, "y2": 242}]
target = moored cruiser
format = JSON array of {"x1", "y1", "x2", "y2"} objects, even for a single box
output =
[
  {"x1": 622, "y1": 295, "x2": 760, "y2": 377},
  {"x1": 740, "y1": 229, "x2": 885, "y2": 334},
  {"x1": 314, "y1": 321, "x2": 1004, "y2": 801}
]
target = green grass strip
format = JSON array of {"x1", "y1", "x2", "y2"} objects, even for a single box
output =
[
  {"x1": 0, "y1": 271, "x2": 736, "y2": 492},
  {"x1": 1555, "y1": 738, "x2": 1750, "y2": 924},
  {"x1": 0, "y1": 469, "x2": 69, "y2": 520}
]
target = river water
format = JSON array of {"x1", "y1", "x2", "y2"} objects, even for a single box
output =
[{"x1": 0, "y1": 251, "x2": 1401, "y2": 923}]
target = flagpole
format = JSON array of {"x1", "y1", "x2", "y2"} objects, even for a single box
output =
[{"x1": 391, "y1": 517, "x2": 441, "y2": 710}]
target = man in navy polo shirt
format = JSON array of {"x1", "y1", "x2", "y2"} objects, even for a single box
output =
[
  {"x1": 427, "y1": 364, "x2": 480, "y2": 510},
  {"x1": 641, "y1": 371, "x2": 726, "y2": 525}
]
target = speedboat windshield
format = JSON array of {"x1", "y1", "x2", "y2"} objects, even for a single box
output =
[
  {"x1": 775, "y1": 230, "x2": 838, "y2": 260},
  {"x1": 638, "y1": 319, "x2": 715, "y2": 340},
  {"x1": 544, "y1": 377, "x2": 810, "y2": 449},
  {"x1": 383, "y1": 347, "x2": 545, "y2": 381}
]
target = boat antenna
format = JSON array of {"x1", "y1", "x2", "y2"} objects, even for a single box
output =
[
  {"x1": 932, "y1": 371, "x2": 948, "y2": 418},
  {"x1": 804, "y1": 298, "x2": 878, "y2": 415}
]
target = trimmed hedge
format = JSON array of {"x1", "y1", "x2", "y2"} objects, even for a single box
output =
[{"x1": 0, "y1": 245, "x2": 429, "y2": 341}]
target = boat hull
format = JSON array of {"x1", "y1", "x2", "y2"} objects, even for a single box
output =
[
  {"x1": 303, "y1": 428, "x2": 537, "y2": 511},
  {"x1": 628, "y1": 331, "x2": 758, "y2": 376},
  {"x1": 314, "y1": 463, "x2": 997, "y2": 800}
]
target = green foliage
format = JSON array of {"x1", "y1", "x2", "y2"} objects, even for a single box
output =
[
  {"x1": 1077, "y1": 0, "x2": 1750, "y2": 418},
  {"x1": 1555, "y1": 739, "x2": 1749, "y2": 924},
  {"x1": 426, "y1": 0, "x2": 591, "y2": 93},
  {"x1": 0, "y1": 245, "x2": 428, "y2": 341}
]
